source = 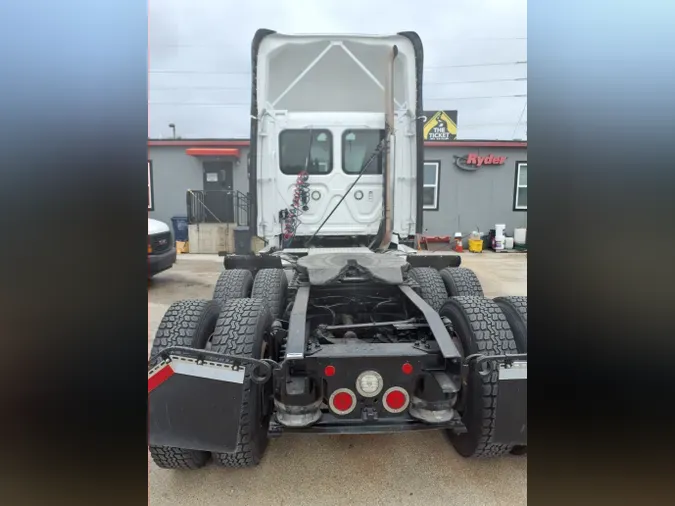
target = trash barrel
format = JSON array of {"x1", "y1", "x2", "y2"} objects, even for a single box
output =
[
  {"x1": 233, "y1": 226, "x2": 251, "y2": 255},
  {"x1": 171, "y1": 216, "x2": 189, "y2": 242}
]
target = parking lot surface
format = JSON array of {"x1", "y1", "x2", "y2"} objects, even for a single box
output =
[{"x1": 148, "y1": 251, "x2": 527, "y2": 506}]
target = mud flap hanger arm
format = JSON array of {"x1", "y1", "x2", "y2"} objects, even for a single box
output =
[
  {"x1": 152, "y1": 346, "x2": 280, "y2": 384},
  {"x1": 462, "y1": 353, "x2": 528, "y2": 379}
]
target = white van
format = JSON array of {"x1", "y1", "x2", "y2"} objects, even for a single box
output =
[{"x1": 148, "y1": 218, "x2": 176, "y2": 277}]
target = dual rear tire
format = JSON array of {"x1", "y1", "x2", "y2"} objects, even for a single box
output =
[
  {"x1": 149, "y1": 268, "x2": 288, "y2": 470},
  {"x1": 439, "y1": 296, "x2": 519, "y2": 458},
  {"x1": 409, "y1": 266, "x2": 514, "y2": 318},
  {"x1": 213, "y1": 268, "x2": 288, "y2": 320},
  {"x1": 150, "y1": 267, "x2": 525, "y2": 466},
  {"x1": 408, "y1": 266, "x2": 484, "y2": 311},
  {"x1": 408, "y1": 267, "x2": 526, "y2": 458},
  {"x1": 494, "y1": 295, "x2": 528, "y2": 456},
  {"x1": 440, "y1": 267, "x2": 484, "y2": 297},
  {"x1": 495, "y1": 296, "x2": 527, "y2": 353},
  {"x1": 213, "y1": 269, "x2": 253, "y2": 302},
  {"x1": 148, "y1": 299, "x2": 221, "y2": 469},
  {"x1": 210, "y1": 298, "x2": 274, "y2": 468}
]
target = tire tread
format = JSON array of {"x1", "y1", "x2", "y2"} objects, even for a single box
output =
[
  {"x1": 148, "y1": 299, "x2": 220, "y2": 469},
  {"x1": 213, "y1": 269, "x2": 253, "y2": 302},
  {"x1": 441, "y1": 296, "x2": 518, "y2": 458},
  {"x1": 251, "y1": 269, "x2": 288, "y2": 320},
  {"x1": 494, "y1": 296, "x2": 527, "y2": 353},
  {"x1": 440, "y1": 267, "x2": 484, "y2": 297},
  {"x1": 408, "y1": 267, "x2": 448, "y2": 312},
  {"x1": 209, "y1": 298, "x2": 272, "y2": 468}
]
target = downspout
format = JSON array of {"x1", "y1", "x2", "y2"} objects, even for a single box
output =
[{"x1": 378, "y1": 44, "x2": 398, "y2": 249}]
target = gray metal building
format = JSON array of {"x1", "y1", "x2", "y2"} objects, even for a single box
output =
[
  {"x1": 419, "y1": 140, "x2": 527, "y2": 239},
  {"x1": 148, "y1": 139, "x2": 251, "y2": 227},
  {"x1": 148, "y1": 139, "x2": 527, "y2": 243}
]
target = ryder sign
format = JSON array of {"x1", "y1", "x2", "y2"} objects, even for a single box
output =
[{"x1": 453, "y1": 153, "x2": 507, "y2": 171}]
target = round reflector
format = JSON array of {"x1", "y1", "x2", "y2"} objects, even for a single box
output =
[
  {"x1": 383, "y1": 387, "x2": 410, "y2": 413},
  {"x1": 402, "y1": 362, "x2": 413, "y2": 375},
  {"x1": 355, "y1": 370, "x2": 383, "y2": 397},
  {"x1": 324, "y1": 365, "x2": 336, "y2": 377},
  {"x1": 329, "y1": 388, "x2": 357, "y2": 415}
]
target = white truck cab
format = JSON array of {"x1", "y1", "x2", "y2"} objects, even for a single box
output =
[
  {"x1": 249, "y1": 31, "x2": 423, "y2": 251},
  {"x1": 148, "y1": 218, "x2": 176, "y2": 277}
]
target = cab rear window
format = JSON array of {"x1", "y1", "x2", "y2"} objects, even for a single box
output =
[
  {"x1": 279, "y1": 130, "x2": 333, "y2": 175},
  {"x1": 342, "y1": 129, "x2": 385, "y2": 175}
]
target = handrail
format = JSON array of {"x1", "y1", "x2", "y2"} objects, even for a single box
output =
[{"x1": 186, "y1": 190, "x2": 251, "y2": 226}]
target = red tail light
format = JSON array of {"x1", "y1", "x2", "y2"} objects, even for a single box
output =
[
  {"x1": 383, "y1": 387, "x2": 410, "y2": 413},
  {"x1": 329, "y1": 388, "x2": 357, "y2": 415}
]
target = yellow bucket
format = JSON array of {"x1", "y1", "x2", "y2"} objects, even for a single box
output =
[{"x1": 468, "y1": 239, "x2": 483, "y2": 253}]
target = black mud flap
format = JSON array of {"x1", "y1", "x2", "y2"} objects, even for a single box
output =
[
  {"x1": 492, "y1": 361, "x2": 527, "y2": 445},
  {"x1": 148, "y1": 353, "x2": 246, "y2": 453}
]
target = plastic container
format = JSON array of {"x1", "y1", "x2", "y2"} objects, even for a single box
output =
[
  {"x1": 505, "y1": 237, "x2": 515, "y2": 249},
  {"x1": 514, "y1": 228, "x2": 527, "y2": 245},
  {"x1": 469, "y1": 239, "x2": 484, "y2": 253},
  {"x1": 494, "y1": 224, "x2": 506, "y2": 252},
  {"x1": 171, "y1": 216, "x2": 189, "y2": 242}
]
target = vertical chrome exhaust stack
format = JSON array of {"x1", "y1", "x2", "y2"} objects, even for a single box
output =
[{"x1": 379, "y1": 44, "x2": 398, "y2": 250}]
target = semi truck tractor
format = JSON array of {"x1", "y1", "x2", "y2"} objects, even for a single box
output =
[{"x1": 147, "y1": 29, "x2": 527, "y2": 469}]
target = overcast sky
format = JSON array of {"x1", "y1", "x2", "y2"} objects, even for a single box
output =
[{"x1": 149, "y1": 0, "x2": 527, "y2": 140}]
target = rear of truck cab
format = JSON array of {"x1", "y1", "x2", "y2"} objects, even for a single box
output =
[{"x1": 252, "y1": 33, "x2": 420, "y2": 248}]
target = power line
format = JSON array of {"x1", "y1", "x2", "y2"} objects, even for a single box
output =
[
  {"x1": 149, "y1": 94, "x2": 527, "y2": 106},
  {"x1": 426, "y1": 94, "x2": 527, "y2": 101},
  {"x1": 426, "y1": 77, "x2": 526, "y2": 85},
  {"x1": 425, "y1": 60, "x2": 527, "y2": 70},
  {"x1": 424, "y1": 36, "x2": 527, "y2": 42},
  {"x1": 462, "y1": 121, "x2": 528, "y2": 128},
  {"x1": 151, "y1": 37, "x2": 526, "y2": 49},
  {"x1": 149, "y1": 60, "x2": 528, "y2": 75},
  {"x1": 149, "y1": 69, "x2": 248, "y2": 75},
  {"x1": 150, "y1": 86, "x2": 250, "y2": 91},
  {"x1": 149, "y1": 77, "x2": 527, "y2": 91},
  {"x1": 149, "y1": 102, "x2": 248, "y2": 107}
]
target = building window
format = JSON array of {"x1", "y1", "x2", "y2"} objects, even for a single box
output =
[
  {"x1": 342, "y1": 129, "x2": 385, "y2": 175},
  {"x1": 514, "y1": 162, "x2": 527, "y2": 210},
  {"x1": 279, "y1": 129, "x2": 333, "y2": 175},
  {"x1": 148, "y1": 160, "x2": 154, "y2": 211},
  {"x1": 423, "y1": 161, "x2": 440, "y2": 210}
]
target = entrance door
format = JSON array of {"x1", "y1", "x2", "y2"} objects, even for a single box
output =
[{"x1": 202, "y1": 161, "x2": 234, "y2": 223}]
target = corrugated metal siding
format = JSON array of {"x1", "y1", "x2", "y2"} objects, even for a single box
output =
[
  {"x1": 422, "y1": 146, "x2": 527, "y2": 238},
  {"x1": 148, "y1": 145, "x2": 250, "y2": 226}
]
